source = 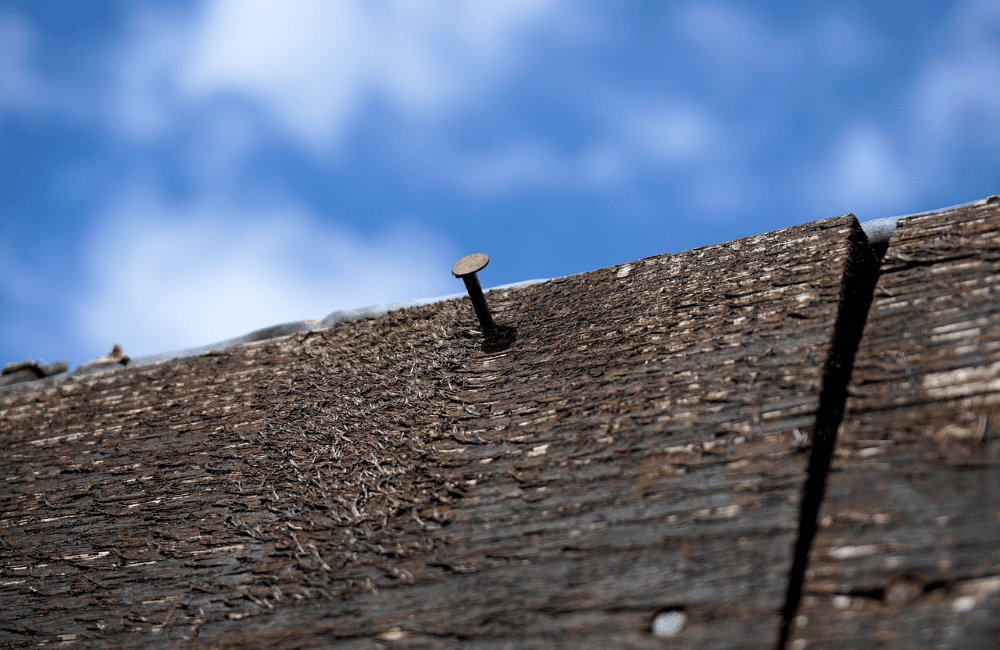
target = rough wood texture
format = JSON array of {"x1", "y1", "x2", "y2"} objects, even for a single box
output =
[
  {"x1": 0, "y1": 216, "x2": 875, "y2": 649},
  {"x1": 789, "y1": 197, "x2": 1000, "y2": 649}
]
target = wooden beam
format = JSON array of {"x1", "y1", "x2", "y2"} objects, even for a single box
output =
[
  {"x1": 789, "y1": 198, "x2": 1000, "y2": 649},
  {"x1": 0, "y1": 216, "x2": 877, "y2": 648}
]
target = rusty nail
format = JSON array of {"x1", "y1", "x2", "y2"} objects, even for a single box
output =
[{"x1": 452, "y1": 253, "x2": 496, "y2": 336}]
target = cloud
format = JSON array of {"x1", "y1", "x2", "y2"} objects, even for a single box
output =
[
  {"x1": 167, "y1": 0, "x2": 562, "y2": 153},
  {"x1": 910, "y1": 0, "x2": 1000, "y2": 148},
  {"x1": 107, "y1": 2, "x2": 200, "y2": 139},
  {"x1": 914, "y1": 61, "x2": 1000, "y2": 143},
  {"x1": 4, "y1": 0, "x2": 703, "y2": 198},
  {"x1": 2, "y1": 0, "x2": 572, "y2": 152},
  {"x1": 450, "y1": 140, "x2": 566, "y2": 195},
  {"x1": 624, "y1": 102, "x2": 718, "y2": 166},
  {"x1": 802, "y1": 124, "x2": 911, "y2": 218},
  {"x1": 175, "y1": 0, "x2": 369, "y2": 149},
  {"x1": 71, "y1": 186, "x2": 458, "y2": 358},
  {"x1": 440, "y1": 138, "x2": 629, "y2": 197}
]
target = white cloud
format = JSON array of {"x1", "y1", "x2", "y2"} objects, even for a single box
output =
[
  {"x1": 625, "y1": 103, "x2": 718, "y2": 166},
  {"x1": 444, "y1": 139, "x2": 630, "y2": 196},
  {"x1": 71, "y1": 186, "x2": 458, "y2": 358},
  {"x1": 803, "y1": 125, "x2": 911, "y2": 218},
  {"x1": 914, "y1": 61, "x2": 1000, "y2": 143},
  {"x1": 166, "y1": 0, "x2": 562, "y2": 152},
  {"x1": 911, "y1": 0, "x2": 1000, "y2": 148},
  {"x1": 177, "y1": 0, "x2": 369, "y2": 149},
  {"x1": 108, "y1": 3, "x2": 200, "y2": 139},
  {"x1": 373, "y1": 0, "x2": 561, "y2": 114},
  {"x1": 433, "y1": 97, "x2": 728, "y2": 198},
  {"x1": 1, "y1": 1, "x2": 648, "y2": 197},
  {"x1": 450, "y1": 140, "x2": 566, "y2": 195},
  {"x1": 0, "y1": 0, "x2": 570, "y2": 154}
]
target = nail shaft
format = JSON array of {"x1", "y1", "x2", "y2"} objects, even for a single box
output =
[{"x1": 462, "y1": 273, "x2": 495, "y2": 336}]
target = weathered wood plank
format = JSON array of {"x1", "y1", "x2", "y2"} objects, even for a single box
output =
[
  {"x1": 0, "y1": 216, "x2": 876, "y2": 649},
  {"x1": 789, "y1": 197, "x2": 1000, "y2": 649}
]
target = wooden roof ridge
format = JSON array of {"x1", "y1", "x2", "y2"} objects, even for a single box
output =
[
  {"x1": 0, "y1": 212, "x2": 876, "y2": 647},
  {"x1": 1, "y1": 197, "x2": 998, "y2": 647},
  {"x1": 2, "y1": 195, "x2": 995, "y2": 399},
  {"x1": 788, "y1": 194, "x2": 1000, "y2": 649},
  {"x1": 859, "y1": 195, "x2": 999, "y2": 259},
  {"x1": 0, "y1": 279, "x2": 551, "y2": 398}
]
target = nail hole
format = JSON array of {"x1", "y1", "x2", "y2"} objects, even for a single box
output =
[{"x1": 650, "y1": 608, "x2": 687, "y2": 637}]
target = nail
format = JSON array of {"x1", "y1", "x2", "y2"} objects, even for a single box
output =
[{"x1": 452, "y1": 253, "x2": 496, "y2": 336}]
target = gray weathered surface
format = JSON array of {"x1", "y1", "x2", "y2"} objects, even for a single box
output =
[
  {"x1": 0, "y1": 216, "x2": 874, "y2": 649},
  {"x1": 789, "y1": 198, "x2": 1000, "y2": 649}
]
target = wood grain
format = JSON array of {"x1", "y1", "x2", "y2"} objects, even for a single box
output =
[
  {"x1": 789, "y1": 198, "x2": 1000, "y2": 649},
  {"x1": 0, "y1": 216, "x2": 876, "y2": 649}
]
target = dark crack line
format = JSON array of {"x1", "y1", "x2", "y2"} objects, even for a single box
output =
[{"x1": 776, "y1": 223, "x2": 881, "y2": 650}]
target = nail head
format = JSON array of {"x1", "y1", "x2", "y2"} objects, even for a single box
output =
[{"x1": 452, "y1": 253, "x2": 489, "y2": 278}]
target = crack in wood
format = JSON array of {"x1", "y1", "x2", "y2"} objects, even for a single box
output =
[{"x1": 776, "y1": 220, "x2": 880, "y2": 650}]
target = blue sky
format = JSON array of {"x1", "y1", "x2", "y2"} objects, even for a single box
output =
[{"x1": 2, "y1": 0, "x2": 998, "y2": 370}]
